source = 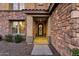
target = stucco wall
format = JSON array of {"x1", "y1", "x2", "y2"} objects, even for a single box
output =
[
  {"x1": 26, "y1": 15, "x2": 33, "y2": 44},
  {"x1": 0, "y1": 3, "x2": 9, "y2": 10}
]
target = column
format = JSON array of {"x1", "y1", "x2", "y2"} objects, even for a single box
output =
[
  {"x1": 47, "y1": 17, "x2": 51, "y2": 44},
  {"x1": 26, "y1": 15, "x2": 33, "y2": 44}
]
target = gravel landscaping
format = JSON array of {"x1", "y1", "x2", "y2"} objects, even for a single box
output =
[{"x1": 0, "y1": 41, "x2": 33, "y2": 56}]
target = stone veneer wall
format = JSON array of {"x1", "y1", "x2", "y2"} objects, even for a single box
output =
[
  {"x1": 50, "y1": 4, "x2": 73, "y2": 55},
  {"x1": 0, "y1": 11, "x2": 26, "y2": 36},
  {"x1": 70, "y1": 4, "x2": 79, "y2": 49}
]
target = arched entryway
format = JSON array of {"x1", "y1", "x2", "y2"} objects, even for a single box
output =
[{"x1": 33, "y1": 17, "x2": 48, "y2": 44}]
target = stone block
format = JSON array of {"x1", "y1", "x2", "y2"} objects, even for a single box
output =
[
  {"x1": 71, "y1": 38, "x2": 77, "y2": 46},
  {"x1": 71, "y1": 11, "x2": 79, "y2": 18}
]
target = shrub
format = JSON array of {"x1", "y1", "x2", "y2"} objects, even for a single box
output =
[
  {"x1": 0, "y1": 35, "x2": 3, "y2": 41},
  {"x1": 5, "y1": 34, "x2": 13, "y2": 42},
  {"x1": 15, "y1": 35, "x2": 23, "y2": 43},
  {"x1": 72, "y1": 48, "x2": 79, "y2": 56}
]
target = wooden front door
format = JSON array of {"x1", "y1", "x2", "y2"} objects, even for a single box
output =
[{"x1": 38, "y1": 24, "x2": 43, "y2": 36}]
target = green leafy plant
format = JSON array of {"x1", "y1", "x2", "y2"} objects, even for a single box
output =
[
  {"x1": 5, "y1": 34, "x2": 13, "y2": 42},
  {"x1": 72, "y1": 48, "x2": 79, "y2": 56},
  {"x1": 0, "y1": 35, "x2": 3, "y2": 41},
  {"x1": 15, "y1": 35, "x2": 23, "y2": 43}
]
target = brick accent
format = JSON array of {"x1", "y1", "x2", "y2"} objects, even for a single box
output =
[
  {"x1": 50, "y1": 4, "x2": 72, "y2": 55},
  {"x1": 0, "y1": 11, "x2": 26, "y2": 36}
]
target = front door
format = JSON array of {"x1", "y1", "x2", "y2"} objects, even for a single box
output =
[{"x1": 38, "y1": 24, "x2": 43, "y2": 36}]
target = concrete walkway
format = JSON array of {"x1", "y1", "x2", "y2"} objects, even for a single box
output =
[{"x1": 31, "y1": 45, "x2": 53, "y2": 56}]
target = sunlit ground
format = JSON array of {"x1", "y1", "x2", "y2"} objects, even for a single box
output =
[{"x1": 34, "y1": 37, "x2": 48, "y2": 44}]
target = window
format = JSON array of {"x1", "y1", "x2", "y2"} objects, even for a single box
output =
[
  {"x1": 11, "y1": 21, "x2": 25, "y2": 35},
  {"x1": 19, "y1": 3, "x2": 25, "y2": 10},
  {"x1": 10, "y1": 3, "x2": 25, "y2": 10},
  {"x1": 13, "y1": 3, "x2": 19, "y2": 10}
]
